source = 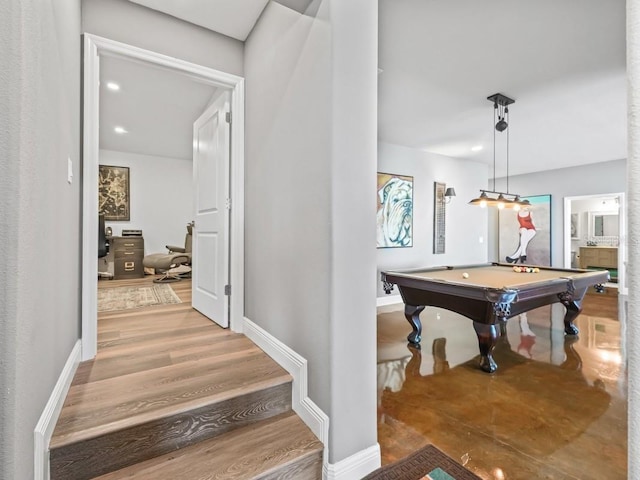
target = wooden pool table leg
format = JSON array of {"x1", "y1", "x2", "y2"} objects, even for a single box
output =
[
  {"x1": 404, "y1": 304, "x2": 425, "y2": 345},
  {"x1": 473, "y1": 321, "x2": 499, "y2": 373},
  {"x1": 558, "y1": 286, "x2": 586, "y2": 336},
  {"x1": 561, "y1": 300, "x2": 581, "y2": 336}
]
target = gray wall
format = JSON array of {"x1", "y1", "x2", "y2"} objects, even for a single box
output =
[
  {"x1": 0, "y1": 0, "x2": 82, "y2": 478},
  {"x1": 82, "y1": 0, "x2": 244, "y2": 76},
  {"x1": 377, "y1": 142, "x2": 489, "y2": 296},
  {"x1": 245, "y1": 0, "x2": 378, "y2": 464},
  {"x1": 488, "y1": 159, "x2": 627, "y2": 265}
]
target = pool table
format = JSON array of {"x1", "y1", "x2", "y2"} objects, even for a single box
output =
[{"x1": 381, "y1": 263, "x2": 609, "y2": 373}]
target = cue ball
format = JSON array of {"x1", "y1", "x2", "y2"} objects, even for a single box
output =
[{"x1": 462, "y1": 272, "x2": 469, "y2": 279}]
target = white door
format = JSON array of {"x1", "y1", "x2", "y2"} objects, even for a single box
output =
[{"x1": 192, "y1": 93, "x2": 230, "y2": 327}]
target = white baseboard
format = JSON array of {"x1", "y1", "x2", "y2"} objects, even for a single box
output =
[
  {"x1": 324, "y1": 443, "x2": 381, "y2": 480},
  {"x1": 376, "y1": 294, "x2": 402, "y2": 307},
  {"x1": 34, "y1": 340, "x2": 82, "y2": 480},
  {"x1": 242, "y1": 318, "x2": 382, "y2": 479},
  {"x1": 242, "y1": 317, "x2": 329, "y2": 448}
]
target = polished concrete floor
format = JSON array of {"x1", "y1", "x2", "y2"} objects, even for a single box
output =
[{"x1": 377, "y1": 292, "x2": 627, "y2": 479}]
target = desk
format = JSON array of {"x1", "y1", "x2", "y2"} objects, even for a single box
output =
[{"x1": 381, "y1": 263, "x2": 609, "y2": 373}]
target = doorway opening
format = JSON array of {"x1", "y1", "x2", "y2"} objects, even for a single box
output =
[
  {"x1": 82, "y1": 34, "x2": 245, "y2": 360},
  {"x1": 563, "y1": 193, "x2": 626, "y2": 295}
]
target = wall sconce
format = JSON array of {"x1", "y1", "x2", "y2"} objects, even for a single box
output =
[{"x1": 444, "y1": 187, "x2": 456, "y2": 204}]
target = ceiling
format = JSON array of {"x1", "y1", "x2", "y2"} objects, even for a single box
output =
[
  {"x1": 102, "y1": 0, "x2": 627, "y2": 175},
  {"x1": 378, "y1": 0, "x2": 627, "y2": 177},
  {"x1": 99, "y1": 56, "x2": 217, "y2": 160},
  {"x1": 128, "y1": 0, "x2": 270, "y2": 41}
]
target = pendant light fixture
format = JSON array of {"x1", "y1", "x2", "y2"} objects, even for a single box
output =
[{"x1": 468, "y1": 93, "x2": 530, "y2": 210}]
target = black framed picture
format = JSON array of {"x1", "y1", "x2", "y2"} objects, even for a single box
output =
[{"x1": 99, "y1": 165, "x2": 130, "y2": 221}]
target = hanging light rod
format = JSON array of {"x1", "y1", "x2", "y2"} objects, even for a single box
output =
[{"x1": 469, "y1": 93, "x2": 525, "y2": 210}]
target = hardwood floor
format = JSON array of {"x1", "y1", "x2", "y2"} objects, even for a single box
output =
[
  {"x1": 50, "y1": 276, "x2": 322, "y2": 479},
  {"x1": 377, "y1": 292, "x2": 627, "y2": 479}
]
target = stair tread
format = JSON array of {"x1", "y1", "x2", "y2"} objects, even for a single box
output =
[
  {"x1": 74, "y1": 335, "x2": 258, "y2": 386},
  {"x1": 51, "y1": 349, "x2": 292, "y2": 448},
  {"x1": 92, "y1": 411, "x2": 323, "y2": 480},
  {"x1": 94, "y1": 327, "x2": 236, "y2": 360}
]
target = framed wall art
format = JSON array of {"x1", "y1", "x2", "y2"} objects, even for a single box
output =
[
  {"x1": 499, "y1": 194, "x2": 551, "y2": 266},
  {"x1": 99, "y1": 165, "x2": 130, "y2": 221},
  {"x1": 377, "y1": 172, "x2": 413, "y2": 248},
  {"x1": 433, "y1": 182, "x2": 446, "y2": 254}
]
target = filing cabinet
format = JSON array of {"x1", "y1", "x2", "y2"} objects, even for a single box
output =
[{"x1": 112, "y1": 236, "x2": 145, "y2": 279}]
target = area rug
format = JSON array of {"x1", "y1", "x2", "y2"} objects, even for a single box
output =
[
  {"x1": 97, "y1": 284, "x2": 182, "y2": 312},
  {"x1": 363, "y1": 445, "x2": 481, "y2": 480}
]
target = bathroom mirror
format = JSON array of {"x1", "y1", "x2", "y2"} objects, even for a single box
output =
[{"x1": 589, "y1": 211, "x2": 619, "y2": 237}]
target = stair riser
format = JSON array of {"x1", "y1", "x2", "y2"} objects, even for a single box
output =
[{"x1": 50, "y1": 382, "x2": 292, "y2": 480}]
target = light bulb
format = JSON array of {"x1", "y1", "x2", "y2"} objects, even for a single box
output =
[
  {"x1": 513, "y1": 203, "x2": 521, "y2": 211},
  {"x1": 480, "y1": 200, "x2": 487, "y2": 208}
]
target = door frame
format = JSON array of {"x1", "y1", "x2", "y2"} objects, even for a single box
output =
[
  {"x1": 81, "y1": 34, "x2": 245, "y2": 360},
  {"x1": 563, "y1": 193, "x2": 627, "y2": 295}
]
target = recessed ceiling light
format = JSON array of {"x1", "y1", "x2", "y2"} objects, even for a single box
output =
[
  {"x1": 114, "y1": 126, "x2": 128, "y2": 134},
  {"x1": 471, "y1": 145, "x2": 483, "y2": 152},
  {"x1": 106, "y1": 82, "x2": 120, "y2": 91}
]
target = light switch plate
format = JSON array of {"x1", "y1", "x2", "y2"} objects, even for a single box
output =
[{"x1": 67, "y1": 157, "x2": 73, "y2": 184}]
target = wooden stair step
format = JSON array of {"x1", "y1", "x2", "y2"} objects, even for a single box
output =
[
  {"x1": 97, "y1": 302, "x2": 199, "y2": 322},
  {"x1": 94, "y1": 327, "x2": 235, "y2": 360},
  {"x1": 97, "y1": 322, "x2": 214, "y2": 344},
  {"x1": 92, "y1": 411, "x2": 323, "y2": 480},
  {"x1": 50, "y1": 361, "x2": 293, "y2": 479},
  {"x1": 98, "y1": 306, "x2": 209, "y2": 328},
  {"x1": 73, "y1": 335, "x2": 259, "y2": 386},
  {"x1": 52, "y1": 350, "x2": 290, "y2": 446}
]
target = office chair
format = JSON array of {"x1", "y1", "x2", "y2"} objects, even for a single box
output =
[{"x1": 142, "y1": 223, "x2": 192, "y2": 283}]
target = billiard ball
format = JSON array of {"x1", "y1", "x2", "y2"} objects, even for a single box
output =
[{"x1": 462, "y1": 272, "x2": 469, "y2": 279}]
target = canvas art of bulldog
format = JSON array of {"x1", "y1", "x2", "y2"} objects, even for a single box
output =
[{"x1": 377, "y1": 176, "x2": 413, "y2": 247}]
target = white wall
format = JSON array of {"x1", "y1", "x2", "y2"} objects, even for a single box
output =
[
  {"x1": 245, "y1": 0, "x2": 379, "y2": 467},
  {"x1": 488, "y1": 159, "x2": 626, "y2": 266},
  {"x1": 100, "y1": 150, "x2": 192, "y2": 254},
  {"x1": 0, "y1": 0, "x2": 82, "y2": 478},
  {"x1": 82, "y1": 0, "x2": 244, "y2": 77},
  {"x1": 377, "y1": 142, "x2": 489, "y2": 296}
]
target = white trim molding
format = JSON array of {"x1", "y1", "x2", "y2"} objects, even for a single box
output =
[
  {"x1": 243, "y1": 317, "x2": 328, "y2": 441},
  {"x1": 242, "y1": 318, "x2": 330, "y2": 460},
  {"x1": 81, "y1": 34, "x2": 246, "y2": 360},
  {"x1": 376, "y1": 294, "x2": 402, "y2": 307},
  {"x1": 34, "y1": 340, "x2": 82, "y2": 480},
  {"x1": 323, "y1": 444, "x2": 381, "y2": 480},
  {"x1": 242, "y1": 317, "x2": 382, "y2": 479}
]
